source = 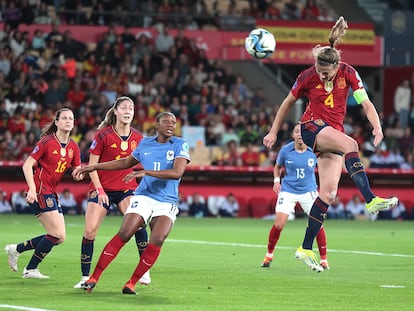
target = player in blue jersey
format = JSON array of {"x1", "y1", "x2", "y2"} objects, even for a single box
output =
[
  {"x1": 261, "y1": 124, "x2": 329, "y2": 271},
  {"x1": 72, "y1": 112, "x2": 190, "y2": 295}
]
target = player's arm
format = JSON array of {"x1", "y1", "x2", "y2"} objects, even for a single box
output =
[
  {"x1": 88, "y1": 153, "x2": 109, "y2": 205},
  {"x1": 272, "y1": 163, "x2": 283, "y2": 194},
  {"x1": 73, "y1": 155, "x2": 138, "y2": 179},
  {"x1": 263, "y1": 92, "x2": 297, "y2": 148},
  {"x1": 132, "y1": 157, "x2": 189, "y2": 181},
  {"x1": 22, "y1": 156, "x2": 38, "y2": 203},
  {"x1": 359, "y1": 97, "x2": 383, "y2": 147}
]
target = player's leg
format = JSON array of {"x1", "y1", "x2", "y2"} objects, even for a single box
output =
[
  {"x1": 122, "y1": 215, "x2": 173, "y2": 295},
  {"x1": 122, "y1": 198, "x2": 178, "y2": 295},
  {"x1": 118, "y1": 194, "x2": 150, "y2": 285},
  {"x1": 316, "y1": 127, "x2": 397, "y2": 213},
  {"x1": 300, "y1": 190, "x2": 329, "y2": 269},
  {"x1": 23, "y1": 207, "x2": 65, "y2": 279},
  {"x1": 261, "y1": 192, "x2": 294, "y2": 267},
  {"x1": 83, "y1": 212, "x2": 144, "y2": 292},
  {"x1": 74, "y1": 197, "x2": 108, "y2": 288},
  {"x1": 296, "y1": 154, "x2": 341, "y2": 272}
]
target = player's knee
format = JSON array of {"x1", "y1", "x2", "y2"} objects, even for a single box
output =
[
  {"x1": 320, "y1": 191, "x2": 337, "y2": 205},
  {"x1": 150, "y1": 233, "x2": 168, "y2": 247},
  {"x1": 84, "y1": 228, "x2": 98, "y2": 240}
]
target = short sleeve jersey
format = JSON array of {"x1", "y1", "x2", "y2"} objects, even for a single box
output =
[
  {"x1": 132, "y1": 136, "x2": 190, "y2": 203},
  {"x1": 277, "y1": 142, "x2": 317, "y2": 194},
  {"x1": 89, "y1": 126, "x2": 143, "y2": 192},
  {"x1": 30, "y1": 134, "x2": 81, "y2": 195},
  {"x1": 291, "y1": 62, "x2": 365, "y2": 132}
]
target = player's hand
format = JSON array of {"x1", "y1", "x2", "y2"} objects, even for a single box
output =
[
  {"x1": 123, "y1": 170, "x2": 146, "y2": 182},
  {"x1": 72, "y1": 166, "x2": 91, "y2": 180},
  {"x1": 372, "y1": 127, "x2": 384, "y2": 147},
  {"x1": 273, "y1": 182, "x2": 281, "y2": 194},
  {"x1": 97, "y1": 191, "x2": 109, "y2": 206},
  {"x1": 263, "y1": 132, "x2": 277, "y2": 149},
  {"x1": 25, "y1": 188, "x2": 37, "y2": 204}
]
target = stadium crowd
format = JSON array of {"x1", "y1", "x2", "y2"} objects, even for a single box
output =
[{"x1": 0, "y1": 1, "x2": 413, "y2": 217}]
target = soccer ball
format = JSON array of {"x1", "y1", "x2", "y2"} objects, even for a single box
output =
[{"x1": 245, "y1": 28, "x2": 276, "y2": 60}]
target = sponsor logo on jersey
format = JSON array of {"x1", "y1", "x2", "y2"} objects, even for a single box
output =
[
  {"x1": 316, "y1": 84, "x2": 323, "y2": 89},
  {"x1": 111, "y1": 143, "x2": 117, "y2": 148},
  {"x1": 52, "y1": 150, "x2": 58, "y2": 154}
]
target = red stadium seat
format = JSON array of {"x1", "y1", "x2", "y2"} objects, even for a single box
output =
[
  {"x1": 249, "y1": 196, "x2": 272, "y2": 218},
  {"x1": 235, "y1": 196, "x2": 250, "y2": 218}
]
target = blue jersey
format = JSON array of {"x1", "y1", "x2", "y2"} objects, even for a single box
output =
[
  {"x1": 277, "y1": 142, "x2": 317, "y2": 194},
  {"x1": 132, "y1": 136, "x2": 190, "y2": 203}
]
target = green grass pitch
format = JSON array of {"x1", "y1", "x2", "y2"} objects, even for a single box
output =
[{"x1": 0, "y1": 215, "x2": 413, "y2": 311}]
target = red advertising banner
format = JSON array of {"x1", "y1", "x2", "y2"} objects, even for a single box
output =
[{"x1": 12, "y1": 21, "x2": 382, "y2": 67}]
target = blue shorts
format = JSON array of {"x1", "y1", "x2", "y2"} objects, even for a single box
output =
[
  {"x1": 301, "y1": 120, "x2": 344, "y2": 156},
  {"x1": 88, "y1": 189, "x2": 134, "y2": 211},
  {"x1": 29, "y1": 193, "x2": 62, "y2": 216}
]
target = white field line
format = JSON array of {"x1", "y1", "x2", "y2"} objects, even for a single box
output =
[
  {"x1": 168, "y1": 239, "x2": 414, "y2": 258},
  {"x1": 0, "y1": 305, "x2": 56, "y2": 311}
]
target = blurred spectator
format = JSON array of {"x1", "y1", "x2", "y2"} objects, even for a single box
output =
[
  {"x1": 0, "y1": 189, "x2": 12, "y2": 213},
  {"x1": 59, "y1": 188, "x2": 79, "y2": 215},
  {"x1": 214, "y1": 139, "x2": 242, "y2": 166},
  {"x1": 327, "y1": 196, "x2": 345, "y2": 219},
  {"x1": 281, "y1": 0, "x2": 301, "y2": 20},
  {"x1": 155, "y1": 24, "x2": 174, "y2": 54},
  {"x1": 393, "y1": 79, "x2": 411, "y2": 130},
  {"x1": 178, "y1": 192, "x2": 189, "y2": 217},
  {"x1": 369, "y1": 148, "x2": 388, "y2": 168},
  {"x1": 301, "y1": 0, "x2": 320, "y2": 20},
  {"x1": 218, "y1": 192, "x2": 239, "y2": 217},
  {"x1": 189, "y1": 192, "x2": 209, "y2": 218},
  {"x1": 398, "y1": 127, "x2": 414, "y2": 156},
  {"x1": 240, "y1": 142, "x2": 260, "y2": 166},
  {"x1": 11, "y1": 190, "x2": 30, "y2": 214},
  {"x1": 345, "y1": 194, "x2": 367, "y2": 219}
]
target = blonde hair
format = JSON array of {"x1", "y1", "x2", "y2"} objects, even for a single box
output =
[
  {"x1": 312, "y1": 16, "x2": 348, "y2": 66},
  {"x1": 40, "y1": 108, "x2": 73, "y2": 137},
  {"x1": 97, "y1": 96, "x2": 134, "y2": 130}
]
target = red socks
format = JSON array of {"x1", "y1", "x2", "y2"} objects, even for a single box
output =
[
  {"x1": 91, "y1": 234, "x2": 126, "y2": 281},
  {"x1": 316, "y1": 226, "x2": 327, "y2": 260},
  {"x1": 267, "y1": 225, "x2": 282, "y2": 253},
  {"x1": 127, "y1": 243, "x2": 161, "y2": 286}
]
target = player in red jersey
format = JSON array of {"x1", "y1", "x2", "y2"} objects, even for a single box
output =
[
  {"x1": 5, "y1": 108, "x2": 81, "y2": 278},
  {"x1": 263, "y1": 16, "x2": 398, "y2": 272},
  {"x1": 73, "y1": 96, "x2": 150, "y2": 289}
]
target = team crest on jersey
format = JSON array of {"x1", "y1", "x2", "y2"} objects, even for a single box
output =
[
  {"x1": 308, "y1": 158, "x2": 315, "y2": 167},
  {"x1": 324, "y1": 81, "x2": 333, "y2": 93},
  {"x1": 166, "y1": 150, "x2": 174, "y2": 161},
  {"x1": 46, "y1": 197, "x2": 54, "y2": 208},
  {"x1": 314, "y1": 119, "x2": 325, "y2": 126},
  {"x1": 120, "y1": 141, "x2": 128, "y2": 151},
  {"x1": 338, "y1": 77, "x2": 346, "y2": 89},
  {"x1": 68, "y1": 148, "x2": 73, "y2": 158},
  {"x1": 131, "y1": 140, "x2": 137, "y2": 150}
]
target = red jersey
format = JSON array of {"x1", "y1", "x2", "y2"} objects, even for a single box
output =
[
  {"x1": 30, "y1": 134, "x2": 81, "y2": 195},
  {"x1": 292, "y1": 62, "x2": 364, "y2": 132},
  {"x1": 89, "y1": 126, "x2": 143, "y2": 192}
]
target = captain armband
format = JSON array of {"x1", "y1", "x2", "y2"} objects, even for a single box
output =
[{"x1": 353, "y1": 88, "x2": 369, "y2": 105}]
